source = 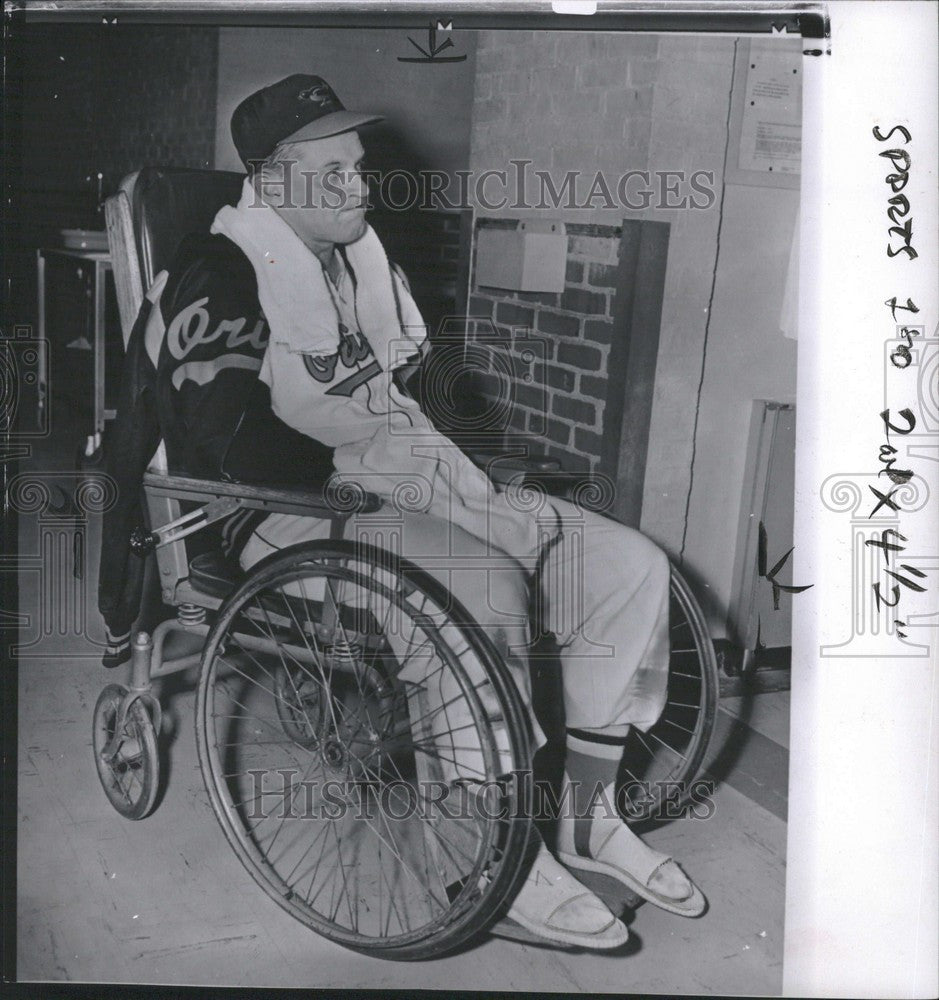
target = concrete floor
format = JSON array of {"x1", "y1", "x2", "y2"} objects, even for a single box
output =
[{"x1": 14, "y1": 435, "x2": 789, "y2": 994}]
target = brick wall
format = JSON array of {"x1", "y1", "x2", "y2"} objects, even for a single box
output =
[
  {"x1": 469, "y1": 222, "x2": 621, "y2": 474},
  {"x1": 471, "y1": 31, "x2": 657, "y2": 225},
  {"x1": 468, "y1": 30, "x2": 735, "y2": 554},
  {"x1": 94, "y1": 26, "x2": 219, "y2": 195}
]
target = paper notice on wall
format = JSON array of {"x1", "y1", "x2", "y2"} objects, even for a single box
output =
[{"x1": 738, "y1": 40, "x2": 802, "y2": 174}]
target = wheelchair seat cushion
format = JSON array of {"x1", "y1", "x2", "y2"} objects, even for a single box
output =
[{"x1": 188, "y1": 550, "x2": 244, "y2": 600}]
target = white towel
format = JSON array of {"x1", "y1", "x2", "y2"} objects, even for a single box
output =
[{"x1": 211, "y1": 178, "x2": 426, "y2": 367}]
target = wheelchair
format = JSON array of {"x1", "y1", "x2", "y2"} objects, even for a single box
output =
[{"x1": 94, "y1": 168, "x2": 720, "y2": 961}]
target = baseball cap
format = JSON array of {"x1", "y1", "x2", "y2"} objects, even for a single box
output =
[{"x1": 231, "y1": 74, "x2": 384, "y2": 170}]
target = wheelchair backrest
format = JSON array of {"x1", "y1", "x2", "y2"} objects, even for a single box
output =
[
  {"x1": 133, "y1": 167, "x2": 244, "y2": 290},
  {"x1": 106, "y1": 167, "x2": 244, "y2": 344}
]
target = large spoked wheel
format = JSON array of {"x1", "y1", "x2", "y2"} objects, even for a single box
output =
[
  {"x1": 195, "y1": 540, "x2": 533, "y2": 961},
  {"x1": 93, "y1": 683, "x2": 160, "y2": 820},
  {"x1": 619, "y1": 565, "x2": 719, "y2": 823}
]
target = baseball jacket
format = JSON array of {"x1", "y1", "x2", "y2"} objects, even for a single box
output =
[{"x1": 97, "y1": 230, "x2": 334, "y2": 637}]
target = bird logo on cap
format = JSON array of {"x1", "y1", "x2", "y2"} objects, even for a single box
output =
[{"x1": 297, "y1": 83, "x2": 336, "y2": 107}]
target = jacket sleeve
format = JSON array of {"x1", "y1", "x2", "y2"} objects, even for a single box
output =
[{"x1": 97, "y1": 294, "x2": 161, "y2": 637}]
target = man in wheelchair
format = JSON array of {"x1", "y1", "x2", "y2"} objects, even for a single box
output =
[{"x1": 100, "y1": 74, "x2": 705, "y2": 951}]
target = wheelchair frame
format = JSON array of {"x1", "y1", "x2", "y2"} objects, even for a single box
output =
[{"x1": 93, "y1": 463, "x2": 719, "y2": 959}]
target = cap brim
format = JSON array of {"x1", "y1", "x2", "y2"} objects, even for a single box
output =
[{"x1": 279, "y1": 110, "x2": 384, "y2": 146}]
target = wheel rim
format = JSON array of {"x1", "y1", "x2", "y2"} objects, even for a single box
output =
[
  {"x1": 196, "y1": 542, "x2": 531, "y2": 956},
  {"x1": 619, "y1": 567, "x2": 719, "y2": 822}
]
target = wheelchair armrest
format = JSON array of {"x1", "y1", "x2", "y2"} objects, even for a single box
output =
[
  {"x1": 142, "y1": 472, "x2": 383, "y2": 518},
  {"x1": 505, "y1": 469, "x2": 602, "y2": 497},
  {"x1": 462, "y1": 448, "x2": 602, "y2": 500},
  {"x1": 463, "y1": 445, "x2": 562, "y2": 486}
]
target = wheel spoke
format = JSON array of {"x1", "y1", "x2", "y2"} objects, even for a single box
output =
[
  {"x1": 659, "y1": 716, "x2": 695, "y2": 736},
  {"x1": 632, "y1": 729, "x2": 656, "y2": 761},
  {"x1": 646, "y1": 728, "x2": 689, "y2": 761}
]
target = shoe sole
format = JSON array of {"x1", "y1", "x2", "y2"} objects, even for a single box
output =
[
  {"x1": 557, "y1": 849, "x2": 707, "y2": 918},
  {"x1": 502, "y1": 906, "x2": 629, "y2": 950}
]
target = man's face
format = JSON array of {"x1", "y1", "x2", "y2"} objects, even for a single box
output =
[{"x1": 261, "y1": 130, "x2": 369, "y2": 248}]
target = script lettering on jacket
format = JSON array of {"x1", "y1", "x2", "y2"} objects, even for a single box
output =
[
  {"x1": 166, "y1": 296, "x2": 270, "y2": 360},
  {"x1": 303, "y1": 326, "x2": 382, "y2": 397}
]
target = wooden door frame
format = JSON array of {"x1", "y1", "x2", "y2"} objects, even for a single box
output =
[{"x1": 600, "y1": 219, "x2": 671, "y2": 528}]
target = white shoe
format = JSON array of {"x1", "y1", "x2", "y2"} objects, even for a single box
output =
[
  {"x1": 505, "y1": 835, "x2": 629, "y2": 949},
  {"x1": 556, "y1": 776, "x2": 706, "y2": 918}
]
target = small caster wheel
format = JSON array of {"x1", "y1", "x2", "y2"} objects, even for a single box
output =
[{"x1": 93, "y1": 683, "x2": 159, "y2": 820}]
